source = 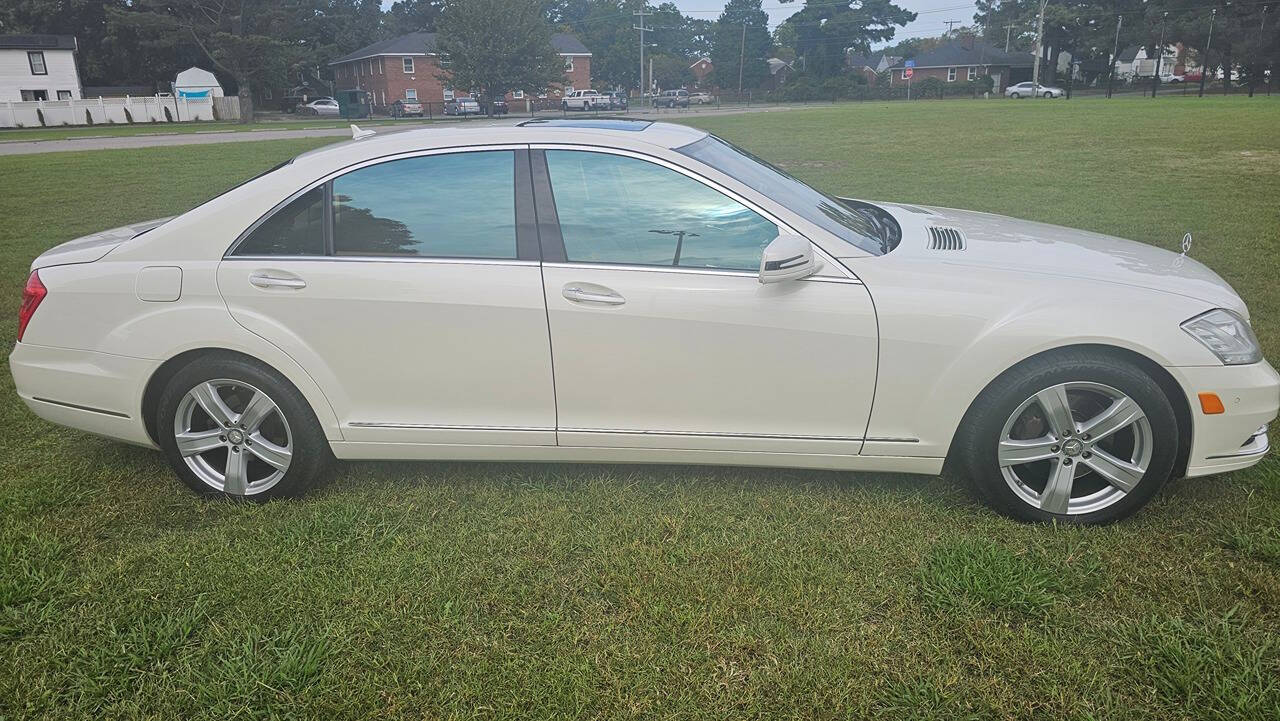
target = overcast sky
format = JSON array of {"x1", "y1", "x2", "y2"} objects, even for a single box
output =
[{"x1": 669, "y1": 1, "x2": 980, "y2": 43}]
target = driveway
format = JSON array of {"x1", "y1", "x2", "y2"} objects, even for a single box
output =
[{"x1": 0, "y1": 104, "x2": 808, "y2": 156}]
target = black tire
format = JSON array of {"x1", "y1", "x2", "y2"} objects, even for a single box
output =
[
  {"x1": 156, "y1": 354, "x2": 331, "y2": 501},
  {"x1": 1010, "y1": 92, "x2": 1020, "y2": 99},
  {"x1": 952, "y1": 349, "x2": 1179, "y2": 524}
]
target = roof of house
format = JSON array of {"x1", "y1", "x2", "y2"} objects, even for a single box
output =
[
  {"x1": 767, "y1": 58, "x2": 793, "y2": 75},
  {"x1": 329, "y1": 32, "x2": 589, "y2": 65},
  {"x1": 0, "y1": 34, "x2": 77, "y2": 51},
  {"x1": 689, "y1": 56, "x2": 711, "y2": 68},
  {"x1": 889, "y1": 42, "x2": 1033, "y2": 69},
  {"x1": 847, "y1": 51, "x2": 892, "y2": 69},
  {"x1": 1116, "y1": 45, "x2": 1141, "y2": 63}
]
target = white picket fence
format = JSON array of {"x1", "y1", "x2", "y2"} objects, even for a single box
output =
[{"x1": 0, "y1": 95, "x2": 241, "y2": 129}]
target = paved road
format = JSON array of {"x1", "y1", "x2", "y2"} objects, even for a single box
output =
[{"x1": 0, "y1": 104, "x2": 806, "y2": 156}]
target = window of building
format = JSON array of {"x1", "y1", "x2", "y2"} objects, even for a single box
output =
[
  {"x1": 947, "y1": 67, "x2": 957, "y2": 82},
  {"x1": 564, "y1": 57, "x2": 574, "y2": 72},
  {"x1": 405, "y1": 89, "x2": 417, "y2": 101},
  {"x1": 57, "y1": 90, "x2": 72, "y2": 100},
  {"x1": 544, "y1": 150, "x2": 777, "y2": 271},
  {"x1": 968, "y1": 66, "x2": 977, "y2": 81},
  {"x1": 20, "y1": 89, "x2": 47, "y2": 101},
  {"x1": 512, "y1": 90, "x2": 525, "y2": 99},
  {"x1": 263, "y1": 88, "x2": 273, "y2": 100},
  {"x1": 332, "y1": 151, "x2": 516, "y2": 258},
  {"x1": 233, "y1": 186, "x2": 326, "y2": 256},
  {"x1": 403, "y1": 57, "x2": 414, "y2": 73},
  {"x1": 28, "y1": 51, "x2": 47, "y2": 75}
]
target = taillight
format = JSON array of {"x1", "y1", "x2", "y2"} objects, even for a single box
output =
[{"x1": 17, "y1": 270, "x2": 46, "y2": 342}]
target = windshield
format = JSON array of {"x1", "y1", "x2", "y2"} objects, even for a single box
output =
[{"x1": 675, "y1": 134, "x2": 894, "y2": 255}]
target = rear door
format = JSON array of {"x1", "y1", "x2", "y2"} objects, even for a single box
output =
[
  {"x1": 531, "y1": 147, "x2": 879, "y2": 455},
  {"x1": 218, "y1": 146, "x2": 557, "y2": 447}
]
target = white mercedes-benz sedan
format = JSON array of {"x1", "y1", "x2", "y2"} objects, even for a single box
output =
[{"x1": 10, "y1": 119, "x2": 1277, "y2": 523}]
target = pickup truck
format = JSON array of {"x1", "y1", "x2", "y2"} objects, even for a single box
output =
[{"x1": 562, "y1": 90, "x2": 607, "y2": 111}]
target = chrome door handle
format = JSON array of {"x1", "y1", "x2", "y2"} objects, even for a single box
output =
[
  {"x1": 248, "y1": 272, "x2": 306, "y2": 290},
  {"x1": 562, "y1": 285, "x2": 625, "y2": 305}
]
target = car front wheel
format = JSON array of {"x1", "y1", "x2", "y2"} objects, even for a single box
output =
[
  {"x1": 954, "y1": 351, "x2": 1178, "y2": 524},
  {"x1": 157, "y1": 354, "x2": 330, "y2": 500}
]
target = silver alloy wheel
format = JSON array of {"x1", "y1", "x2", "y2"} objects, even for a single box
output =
[
  {"x1": 998, "y1": 381, "x2": 1153, "y2": 515},
  {"x1": 173, "y1": 379, "x2": 293, "y2": 496}
]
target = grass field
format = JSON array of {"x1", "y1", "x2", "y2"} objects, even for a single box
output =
[{"x1": 1, "y1": 97, "x2": 1278, "y2": 720}]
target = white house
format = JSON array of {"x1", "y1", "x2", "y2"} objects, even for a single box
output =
[
  {"x1": 0, "y1": 34, "x2": 82, "y2": 102},
  {"x1": 173, "y1": 67, "x2": 224, "y2": 98}
]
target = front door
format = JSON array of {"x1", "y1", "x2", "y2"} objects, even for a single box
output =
[
  {"x1": 534, "y1": 148, "x2": 878, "y2": 455},
  {"x1": 218, "y1": 147, "x2": 557, "y2": 446}
]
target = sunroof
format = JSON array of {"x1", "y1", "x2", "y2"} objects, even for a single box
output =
[{"x1": 518, "y1": 118, "x2": 653, "y2": 131}]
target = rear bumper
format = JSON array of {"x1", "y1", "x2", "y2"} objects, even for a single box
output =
[
  {"x1": 8, "y1": 341, "x2": 158, "y2": 448},
  {"x1": 1169, "y1": 360, "x2": 1280, "y2": 477}
]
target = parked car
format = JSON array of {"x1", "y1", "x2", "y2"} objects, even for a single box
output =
[
  {"x1": 389, "y1": 99, "x2": 423, "y2": 118},
  {"x1": 654, "y1": 89, "x2": 690, "y2": 108},
  {"x1": 602, "y1": 91, "x2": 628, "y2": 110},
  {"x1": 1165, "y1": 74, "x2": 1185, "y2": 83},
  {"x1": 563, "y1": 90, "x2": 606, "y2": 111},
  {"x1": 443, "y1": 97, "x2": 481, "y2": 116},
  {"x1": 688, "y1": 91, "x2": 716, "y2": 105},
  {"x1": 1184, "y1": 70, "x2": 1204, "y2": 83},
  {"x1": 11, "y1": 119, "x2": 1276, "y2": 524},
  {"x1": 1004, "y1": 82, "x2": 1064, "y2": 98},
  {"x1": 299, "y1": 98, "x2": 340, "y2": 116}
]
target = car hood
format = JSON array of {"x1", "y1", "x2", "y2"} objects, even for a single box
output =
[
  {"x1": 31, "y1": 216, "x2": 173, "y2": 270},
  {"x1": 873, "y1": 204, "x2": 1246, "y2": 314}
]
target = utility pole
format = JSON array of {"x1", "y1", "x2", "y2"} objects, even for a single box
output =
[
  {"x1": 1152, "y1": 12, "x2": 1168, "y2": 97},
  {"x1": 1031, "y1": 0, "x2": 1049, "y2": 91},
  {"x1": 738, "y1": 22, "x2": 747, "y2": 98},
  {"x1": 944, "y1": 19, "x2": 959, "y2": 34},
  {"x1": 1107, "y1": 14, "x2": 1122, "y2": 98},
  {"x1": 1005, "y1": 24, "x2": 1014, "y2": 52},
  {"x1": 1198, "y1": 8, "x2": 1216, "y2": 98},
  {"x1": 634, "y1": 9, "x2": 652, "y2": 104}
]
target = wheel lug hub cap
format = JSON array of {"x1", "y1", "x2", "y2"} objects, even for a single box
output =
[
  {"x1": 227, "y1": 429, "x2": 245, "y2": 445},
  {"x1": 1061, "y1": 438, "x2": 1084, "y2": 457}
]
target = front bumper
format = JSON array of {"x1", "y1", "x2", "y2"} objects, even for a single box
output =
[
  {"x1": 9, "y1": 341, "x2": 158, "y2": 448},
  {"x1": 1169, "y1": 360, "x2": 1280, "y2": 477}
]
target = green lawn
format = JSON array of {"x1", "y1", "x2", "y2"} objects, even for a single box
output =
[{"x1": 2, "y1": 97, "x2": 1278, "y2": 720}]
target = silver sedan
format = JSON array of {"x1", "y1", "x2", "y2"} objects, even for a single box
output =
[{"x1": 1005, "y1": 82, "x2": 1064, "y2": 98}]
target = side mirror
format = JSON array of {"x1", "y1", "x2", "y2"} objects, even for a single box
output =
[{"x1": 759, "y1": 234, "x2": 820, "y2": 284}]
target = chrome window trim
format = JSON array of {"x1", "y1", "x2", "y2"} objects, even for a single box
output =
[
  {"x1": 531, "y1": 143, "x2": 859, "y2": 282},
  {"x1": 224, "y1": 143, "x2": 531, "y2": 259},
  {"x1": 541, "y1": 261, "x2": 861, "y2": 284},
  {"x1": 225, "y1": 255, "x2": 540, "y2": 268}
]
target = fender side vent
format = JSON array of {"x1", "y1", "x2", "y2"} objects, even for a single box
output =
[{"x1": 927, "y1": 226, "x2": 966, "y2": 251}]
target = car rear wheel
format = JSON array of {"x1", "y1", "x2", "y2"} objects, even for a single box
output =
[
  {"x1": 157, "y1": 355, "x2": 331, "y2": 500},
  {"x1": 954, "y1": 351, "x2": 1179, "y2": 524}
]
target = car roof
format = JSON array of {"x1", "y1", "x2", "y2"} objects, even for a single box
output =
[{"x1": 291, "y1": 120, "x2": 710, "y2": 168}]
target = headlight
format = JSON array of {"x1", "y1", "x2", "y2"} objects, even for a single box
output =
[{"x1": 1181, "y1": 309, "x2": 1262, "y2": 365}]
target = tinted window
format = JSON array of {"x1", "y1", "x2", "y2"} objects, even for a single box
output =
[
  {"x1": 676, "y1": 134, "x2": 894, "y2": 255},
  {"x1": 545, "y1": 151, "x2": 777, "y2": 271},
  {"x1": 234, "y1": 186, "x2": 325, "y2": 256},
  {"x1": 333, "y1": 151, "x2": 516, "y2": 258}
]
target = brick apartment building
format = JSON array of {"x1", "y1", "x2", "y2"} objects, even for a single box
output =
[
  {"x1": 887, "y1": 42, "x2": 1034, "y2": 92},
  {"x1": 328, "y1": 31, "x2": 591, "y2": 111}
]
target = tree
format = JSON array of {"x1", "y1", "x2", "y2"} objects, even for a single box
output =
[
  {"x1": 385, "y1": 0, "x2": 444, "y2": 34},
  {"x1": 436, "y1": 0, "x2": 565, "y2": 103},
  {"x1": 110, "y1": 1, "x2": 306, "y2": 123},
  {"x1": 781, "y1": 0, "x2": 916, "y2": 78},
  {"x1": 711, "y1": 0, "x2": 771, "y2": 91}
]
